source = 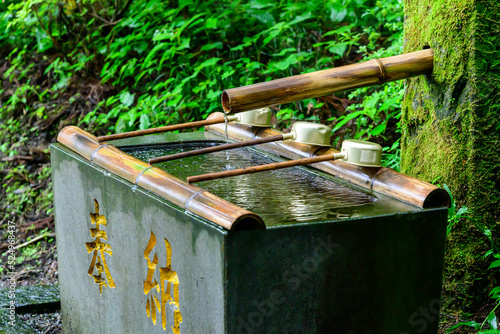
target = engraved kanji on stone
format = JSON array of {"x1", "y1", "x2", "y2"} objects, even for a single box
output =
[
  {"x1": 85, "y1": 199, "x2": 115, "y2": 294},
  {"x1": 143, "y1": 231, "x2": 182, "y2": 333}
]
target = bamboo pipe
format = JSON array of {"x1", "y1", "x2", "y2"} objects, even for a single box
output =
[
  {"x1": 97, "y1": 115, "x2": 237, "y2": 142},
  {"x1": 187, "y1": 153, "x2": 346, "y2": 184},
  {"x1": 221, "y1": 49, "x2": 433, "y2": 114},
  {"x1": 149, "y1": 134, "x2": 291, "y2": 164}
]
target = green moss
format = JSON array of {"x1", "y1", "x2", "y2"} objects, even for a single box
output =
[{"x1": 402, "y1": 0, "x2": 500, "y2": 316}]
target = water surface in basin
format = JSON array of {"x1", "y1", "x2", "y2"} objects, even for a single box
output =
[{"x1": 124, "y1": 141, "x2": 376, "y2": 225}]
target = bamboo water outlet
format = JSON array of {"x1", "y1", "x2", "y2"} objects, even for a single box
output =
[
  {"x1": 221, "y1": 49, "x2": 433, "y2": 114},
  {"x1": 97, "y1": 108, "x2": 272, "y2": 142},
  {"x1": 187, "y1": 140, "x2": 382, "y2": 184},
  {"x1": 149, "y1": 121, "x2": 330, "y2": 164}
]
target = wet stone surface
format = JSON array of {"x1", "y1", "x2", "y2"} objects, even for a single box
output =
[
  {"x1": 0, "y1": 284, "x2": 60, "y2": 310},
  {"x1": 0, "y1": 284, "x2": 61, "y2": 334}
]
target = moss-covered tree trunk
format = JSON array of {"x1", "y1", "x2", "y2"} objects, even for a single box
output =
[{"x1": 402, "y1": 0, "x2": 500, "y2": 315}]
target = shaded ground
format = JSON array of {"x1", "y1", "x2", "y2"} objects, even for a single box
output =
[
  {"x1": 0, "y1": 52, "x2": 112, "y2": 290},
  {"x1": 0, "y1": 219, "x2": 58, "y2": 289},
  {"x1": 0, "y1": 54, "x2": 102, "y2": 333},
  {"x1": 19, "y1": 311, "x2": 62, "y2": 334}
]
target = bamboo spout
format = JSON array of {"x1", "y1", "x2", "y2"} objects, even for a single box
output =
[{"x1": 221, "y1": 49, "x2": 433, "y2": 114}]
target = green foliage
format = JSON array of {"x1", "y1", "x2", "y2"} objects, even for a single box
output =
[
  {"x1": 1, "y1": 163, "x2": 53, "y2": 219},
  {"x1": 0, "y1": 44, "x2": 54, "y2": 221},
  {"x1": 91, "y1": 0, "x2": 403, "y2": 138},
  {"x1": 444, "y1": 184, "x2": 469, "y2": 236},
  {"x1": 443, "y1": 183, "x2": 500, "y2": 333},
  {"x1": 2, "y1": 0, "x2": 404, "y2": 140},
  {"x1": 446, "y1": 240, "x2": 500, "y2": 333}
]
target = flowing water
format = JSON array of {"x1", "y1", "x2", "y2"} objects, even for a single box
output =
[
  {"x1": 125, "y1": 141, "x2": 376, "y2": 225},
  {"x1": 223, "y1": 114, "x2": 230, "y2": 162}
]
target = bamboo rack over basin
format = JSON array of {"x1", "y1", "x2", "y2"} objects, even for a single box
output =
[
  {"x1": 222, "y1": 49, "x2": 433, "y2": 113},
  {"x1": 205, "y1": 112, "x2": 450, "y2": 209},
  {"x1": 57, "y1": 126, "x2": 264, "y2": 231}
]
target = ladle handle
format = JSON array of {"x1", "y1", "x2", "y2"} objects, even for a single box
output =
[
  {"x1": 187, "y1": 153, "x2": 345, "y2": 184},
  {"x1": 97, "y1": 116, "x2": 226, "y2": 142},
  {"x1": 149, "y1": 134, "x2": 285, "y2": 164}
]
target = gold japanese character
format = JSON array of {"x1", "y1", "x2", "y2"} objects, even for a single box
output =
[
  {"x1": 85, "y1": 199, "x2": 115, "y2": 294},
  {"x1": 144, "y1": 231, "x2": 183, "y2": 332}
]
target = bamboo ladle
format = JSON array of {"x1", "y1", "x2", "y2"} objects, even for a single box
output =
[
  {"x1": 149, "y1": 121, "x2": 331, "y2": 164},
  {"x1": 97, "y1": 108, "x2": 272, "y2": 142},
  {"x1": 186, "y1": 139, "x2": 382, "y2": 184}
]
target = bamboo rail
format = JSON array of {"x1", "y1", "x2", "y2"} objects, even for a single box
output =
[
  {"x1": 97, "y1": 116, "x2": 228, "y2": 142},
  {"x1": 221, "y1": 49, "x2": 433, "y2": 113},
  {"x1": 149, "y1": 134, "x2": 287, "y2": 164},
  {"x1": 188, "y1": 153, "x2": 344, "y2": 184},
  {"x1": 58, "y1": 126, "x2": 265, "y2": 231},
  {"x1": 205, "y1": 112, "x2": 450, "y2": 209}
]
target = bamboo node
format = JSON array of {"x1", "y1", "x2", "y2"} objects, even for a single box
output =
[
  {"x1": 373, "y1": 58, "x2": 387, "y2": 83},
  {"x1": 91, "y1": 144, "x2": 110, "y2": 162}
]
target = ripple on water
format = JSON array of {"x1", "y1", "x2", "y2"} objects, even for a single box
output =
[{"x1": 125, "y1": 142, "x2": 375, "y2": 225}]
